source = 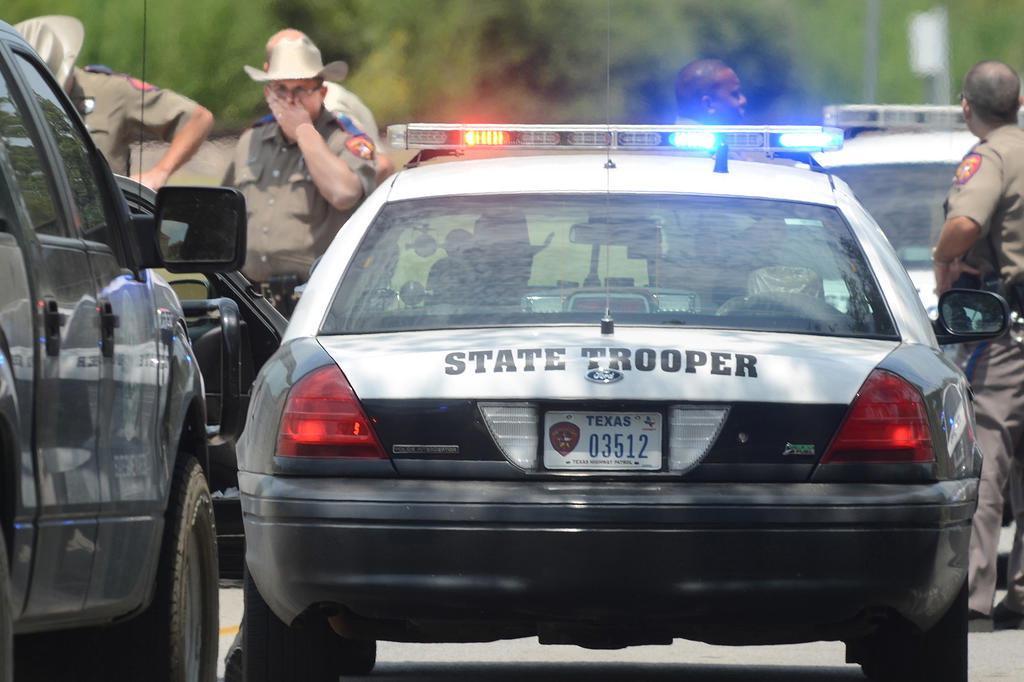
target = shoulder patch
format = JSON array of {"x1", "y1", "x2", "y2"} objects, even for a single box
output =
[
  {"x1": 345, "y1": 135, "x2": 375, "y2": 161},
  {"x1": 123, "y1": 75, "x2": 159, "y2": 92},
  {"x1": 251, "y1": 113, "x2": 275, "y2": 128},
  {"x1": 84, "y1": 64, "x2": 114, "y2": 75},
  {"x1": 955, "y1": 153, "x2": 983, "y2": 185}
]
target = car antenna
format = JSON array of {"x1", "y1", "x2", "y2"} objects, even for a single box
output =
[
  {"x1": 136, "y1": 0, "x2": 148, "y2": 195},
  {"x1": 601, "y1": 0, "x2": 614, "y2": 335}
]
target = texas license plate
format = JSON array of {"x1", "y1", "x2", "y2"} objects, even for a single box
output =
[{"x1": 543, "y1": 412, "x2": 662, "y2": 470}]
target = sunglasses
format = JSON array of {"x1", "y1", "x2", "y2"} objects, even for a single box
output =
[{"x1": 268, "y1": 83, "x2": 322, "y2": 100}]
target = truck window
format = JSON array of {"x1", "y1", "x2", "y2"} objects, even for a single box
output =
[
  {"x1": 13, "y1": 53, "x2": 122, "y2": 262},
  {"x1": 0, "y1": 57, "x2": 65, "y2": 237}
]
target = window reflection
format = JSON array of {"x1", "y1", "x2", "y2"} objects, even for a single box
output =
[
  {"x1": 14, "y1": 55, "x2": 112, "y2": 248},
  {"x1": 0, "y1": 63, "x2": 62, "y2": 236}
]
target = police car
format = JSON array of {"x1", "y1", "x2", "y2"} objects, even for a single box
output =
[
  {"x1": 815, "y1": 105, "x2": 1005, "y2": 317},
  {"x1": 237, "y1": 123, "x2": 1008, "y2": 682}
]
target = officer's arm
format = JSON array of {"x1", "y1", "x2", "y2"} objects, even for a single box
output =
[
  {"x1": 139, "y1": 105, "x2": 215, "y2": 190},
  {"x1": 933, "y1": 216, "x2": 982, "y2": 262},
  {"x1": 933, "y1": 148, "x2": 1001, "y2": 293},
  {"x1": 294, "y1": 123, "x2": 363, "y2": 210}
]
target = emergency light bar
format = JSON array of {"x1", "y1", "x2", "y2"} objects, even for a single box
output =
[
  {"x1": 824, "y1": 105, "x2": 966, "y2": 130},
  {"x1": 387, "y1": 124, "x2": 844, "y2": 154}
]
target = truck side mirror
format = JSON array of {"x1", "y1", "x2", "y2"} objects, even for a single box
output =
[{"x1": 154, "y1": 186, "x2": 247, "y2": 273}]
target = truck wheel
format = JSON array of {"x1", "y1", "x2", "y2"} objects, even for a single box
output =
[
  {"x1": 0, "y1": 539, "x2": 11, "y2": 682},
  {"x1": 243, "y1": 566, "x2": 376, "y2": 681},
  {"x1": 857, "y1": 579, "x2": 968, "y2": 682},
  {"x1": 119, "y1": 456, "x2": 219, "y2": 681}
]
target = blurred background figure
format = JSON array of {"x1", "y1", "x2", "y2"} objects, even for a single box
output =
[
  {"x1": 674, "y1": 58, "x2": 747, "y2": 124},
  {"x1": 15, "y1": 14, "x2": 213, "y2": 189}
]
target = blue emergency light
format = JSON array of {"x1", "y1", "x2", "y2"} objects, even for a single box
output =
[
  {"x1": 776, "y1": 129, "x2": 845, "y2": 151},
  {"x1": 387, "y1": 123, "x2": 845, "y2": 155},
  {"x1": 668, "y1": 131, "x2": 718, "y2": 150}
]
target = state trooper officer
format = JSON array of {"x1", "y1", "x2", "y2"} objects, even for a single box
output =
[
  {"x1": 222, "y1": 36, "x2": 377, "y2": 316},
  {"x1": 674, "y1": 58, "x2": 747, "y2": 125},
  {"x1": 264, "y1": 28, "x2": 395, "y2": 182},
  {"x1": 932, "y1": 59, "x2": 1024, "y2": 632},
  {"x1": 14, "y1": 15, "x2": 214, "y2": 190}
]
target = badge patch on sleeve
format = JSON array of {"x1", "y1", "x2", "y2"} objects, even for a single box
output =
[
  {"x1": 955, "y1": 153, "x2": 982, "y2": 185},
  {"x1": 125, "y1": 76, "x2": 158, "y2": 92},
  {"x1": 345, "y1": 135, "x2": 375, "y2": 160}
]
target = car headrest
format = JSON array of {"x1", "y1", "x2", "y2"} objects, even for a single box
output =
[
  {"x1": 474, "y1": 212, "x2": 530, "y2": 245},
  {"x1": 747, "y1": 266, "x2": 823, "y2": 298}
]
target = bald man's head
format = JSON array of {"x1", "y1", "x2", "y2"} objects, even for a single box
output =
[
  {"x1": 266, "y1": 28, "x2": 309, "y2": 60},
  {"x1": 963, "y1": 60, "x2": 1021, "y2": 125},
  {"x1": 674, "y1": 58, "x2": 746, "y2": 124}
]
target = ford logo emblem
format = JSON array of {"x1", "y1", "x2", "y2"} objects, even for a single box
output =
[{"x1": 586, "y1": 368, "x2": 623, "y2": 384}]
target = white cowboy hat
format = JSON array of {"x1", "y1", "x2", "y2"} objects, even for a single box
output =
[
  {"x1": 14, "y1": 15, "x2": 84, "y2": 87},
  {"x1": 244, "y1": 37, "x2": 348, "y2": 83}
]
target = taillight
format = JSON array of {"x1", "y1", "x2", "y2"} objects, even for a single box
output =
[
  {"x1": 276, "y1": 365, "x2": 387, "y2": 459},
  {"x1": 821, "y1": 370, "x2": 934, "y2": 464}
]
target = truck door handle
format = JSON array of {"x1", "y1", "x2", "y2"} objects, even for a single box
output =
[
  {"x1": 99, "y1": 300, "x2": 119, "y2": 358},
  {"x1": 42, "y1": 298, "x2": 65, "y2": 357}
]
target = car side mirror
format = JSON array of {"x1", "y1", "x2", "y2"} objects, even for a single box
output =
[
  {"x1": 933, "y1": 289, "x2": 1010, "y2": 345},
  {"x1": 154, "y1": 186, "x2": 247, "y2": 273}
]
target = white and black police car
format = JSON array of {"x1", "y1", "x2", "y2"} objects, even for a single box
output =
[{"x1": 236, "y1": 123, "x2": 1008, "y2": 682}]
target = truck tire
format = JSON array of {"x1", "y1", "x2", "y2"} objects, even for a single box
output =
[
  {"x1": 857, "y1": 579, "x2": 968, "y2": 682},
  {"x1": 243, "y1": 566, "x2": 376, "y2": 681},
  {"x1": 0, "y1": 539, "x2": 11, "y2": 682},
  {"x1": 118, "y1": 456, "x2": 219, "y2": 681}
]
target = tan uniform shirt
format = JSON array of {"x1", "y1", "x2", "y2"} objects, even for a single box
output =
[
  {"x1": 68, "y1": 66, "x2": 198, "y2": 175},
  {"x1": 222, "y1": 108, "x2": 377, "y2": 283},
  {"x1": 945, "y1": 124, "x2": 1024, "y2": 285},
  {"x1": 325, "y1": 82, "x2": 384, "y2": 149}
]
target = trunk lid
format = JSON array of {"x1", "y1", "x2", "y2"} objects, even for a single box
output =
[{"x1": 317, "y1": 327, "x2": 898, "y2": 481}]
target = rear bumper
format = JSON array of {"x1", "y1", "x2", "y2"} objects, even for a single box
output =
[{"x1": 240, "y1": 473, "x2": 975, "y2": 643}]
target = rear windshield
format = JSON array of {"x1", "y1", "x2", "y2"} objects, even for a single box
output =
[
  {"x1": 323, "y1": 194, "x2": 896, "y2": 338},
  {"x1": 831, "y1": 163, "x2": 954, "y2": 269}
]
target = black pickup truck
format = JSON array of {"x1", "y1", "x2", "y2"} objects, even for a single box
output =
[{"x1": 0, "y1": 21, "x2": 249, "y2": 681}]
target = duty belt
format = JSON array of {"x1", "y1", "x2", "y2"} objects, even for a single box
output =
[{"x1": 1011, "y1": 309, "x2": 1024, "y2": 345}]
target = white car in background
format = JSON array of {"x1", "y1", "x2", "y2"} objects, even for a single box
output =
[{"x1": 816, "y1": 105, "x2": 983, "y2": 318}]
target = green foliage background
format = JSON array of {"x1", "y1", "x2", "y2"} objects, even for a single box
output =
[{"x1": 7, "y1": 0, "x2": 1024, "y2": 130}]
